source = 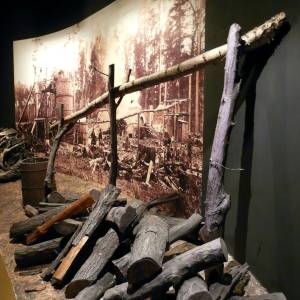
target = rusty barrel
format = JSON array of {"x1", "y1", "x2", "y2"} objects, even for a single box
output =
[{"x1": 21, "y1": 157, "x2": 48, "y2": 207}]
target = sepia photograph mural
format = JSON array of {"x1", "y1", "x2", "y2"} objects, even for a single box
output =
[{"x1": 14, "y1": 0, "x2": 205, "y2": 216}]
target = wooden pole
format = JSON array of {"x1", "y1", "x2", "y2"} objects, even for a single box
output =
[
  {"x1": 108, "y1": 64, "x2": 117, "y2": 186},
  {"x1": 201, "y1": 24, "x2": 241, "y2": 242}
]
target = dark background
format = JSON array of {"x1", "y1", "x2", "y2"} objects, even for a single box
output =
[
  {"x1": 0, "y1": 0, "x2": 299, "y2": 298},
  {"x1": 205, "y1": 1, "x2": 300, "y2": 299}
]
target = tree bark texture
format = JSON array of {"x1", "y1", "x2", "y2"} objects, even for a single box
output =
[
  {"x1": 169, "y1": 213, "x2": 202, "y2": 244},
  {"x1": 176, "y1": 276, "x2": 212, "y2": 300},
  {"x1": 75, "y1": 272, "x2": 116, "y2": 300},
  {"x1": 65, "y1": 228, "x2": 119, "y2": 298},
  {"x1": 103, "y1": 238, "x2": 228, "y2": 300},
  {"x1": 202, "y1": 23, "x2": 242, "y2": 241},
  {"x1": 14, "y1": 237, "x2": 63, "y2": 267},
  {"x1": 127, "y1": 215, "x2": 168, "y2": 286}
]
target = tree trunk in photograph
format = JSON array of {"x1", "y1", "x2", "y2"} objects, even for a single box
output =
[
  {"x1": 49, "y1": 13, "x2": 286, "y2": 130},
  {"x1": 65, "y1": 229, "x2": 119, "y2": 298},
  {"x1": 201, "y1": 23, "x2": 242, "y2": 242},
  {"x1": 176, "y1": 276, "x2": 212, "y2": 300},
  {"x1": 102, "y1": 238, "x2": 228, "y2": 300},
  {"x1": 108, "y1": 64, "x2": 118, "y2": 186}
]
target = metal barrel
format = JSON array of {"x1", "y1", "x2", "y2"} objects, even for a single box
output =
[{"x1": 20, "y1": 157, "x2": 48, "y2": 207}]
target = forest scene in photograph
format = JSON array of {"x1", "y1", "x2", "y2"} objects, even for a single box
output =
[{"x1": 14, "y1": 0, "x2": 205, "y2": 216}]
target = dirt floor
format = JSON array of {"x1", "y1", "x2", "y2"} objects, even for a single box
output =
[
  {"x1": 0, "y1": 173, "x2": 107, "y2": 300},
  {"x1": 0, "y1": 173, "x2": 267, "y2": 300}
]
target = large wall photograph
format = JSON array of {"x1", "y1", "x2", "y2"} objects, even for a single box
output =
[{"x1": 14, "y1": 0, "x2": 205, "y2": 216}]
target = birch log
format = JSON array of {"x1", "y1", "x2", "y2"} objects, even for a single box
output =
[
  {"x1": 201, "y1": 23, "x2": 241, "y2": 241},
  {"x1": 51, "y1": 12, "x2": 285, "y2": 129}
]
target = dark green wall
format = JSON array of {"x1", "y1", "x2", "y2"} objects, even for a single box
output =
[{"x1": 205, "y1": 1, "x2": 300, "y2": 299}]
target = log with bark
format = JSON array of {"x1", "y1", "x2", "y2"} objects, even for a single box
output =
[
  {"x1": 52, "y1": 185, "x2": 120, "y2": 284},
  {"x1": 65, "y1": 228, "x2": 119, "y2": 298},
  {"x1": 102, "y1": 238, "x2": 228, "y2": 300},
  {"x1": 209, "y1": 263, "x2": 249, "y2": 300},
  {"x1": 24, "y1": 205, "x2": 39, "y2": 218},
  {"x1": 53, "y1": 219, "x2": 82, "y2": 236},
  {"x1": 164, "y1": 240, "x2": 196, "y2": 262},
  {"x1": 15, "y1": 237, "x2": 63, "y2": 267},
  {"x1": 50, "y1": 13, "x2": 286, "y2": 130},
  {"x1": 201, "y1": 23, "x2": 242, "y2": 242},
  {"x1": 111, "y1": 252, "x2": 131, "y2": 281},
  {"x1": 10, "y1": 205, "x2": 67, "y2": 240},
  {"x1": 75, "y1": 272, "x2": 116, "y2": 300},
  {"x1": 42, "y1": 222, "x2": 83, "y2": 281},
  {"x1": 176, "y1": 276, "x2": 212, "y2": 300},
  {"x1": 105, "y1": 205, "x2": 137, "y2": 235},
  {"x1": 169, "y1": 213, "x2": 202, "y2": 244},
  {"x1": 26, "y1": 192, "x2": 95, "y2": 244},
  {"x1": 127, "y1": 214, "x2": 169, "y2": 286},
  {"x1": 229, "y1": 293, "x2": 287, "y2": 300}
]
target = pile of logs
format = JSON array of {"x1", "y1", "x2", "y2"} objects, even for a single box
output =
[{"x1": 9, "y1": 186, "x2": 285, "y2": 300}]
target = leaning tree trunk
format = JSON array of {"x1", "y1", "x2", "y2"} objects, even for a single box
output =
[{"x1": 201, "y1": 23, "x2": 242, "y2": 242}]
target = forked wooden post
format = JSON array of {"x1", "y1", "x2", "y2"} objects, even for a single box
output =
[
  {"x1": 108, "y1": 64, "x2": 118, "y2": 186},
  {"x1": 201, "y1": 23, "x2": 242, "y2": 242}
]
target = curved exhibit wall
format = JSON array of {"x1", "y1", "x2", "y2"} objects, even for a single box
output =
[{"x1": 13, "y1": 0, "x2": 205, "y2": 216}]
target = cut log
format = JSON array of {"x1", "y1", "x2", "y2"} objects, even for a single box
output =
[
  {"x1": 127, "y1": 215, "x2": 168, "y2": 286},
  {"x1": 102, "y1": 238, "x2": 228, "y2": 300},
  {"x1": 50, "y1": 13, "x2": 286, "y2": 129},
  {"x1": 53, "y1": 185, "x2": 120, "y2": 284},
  {"x1": 65, "y1": 228, "x2": 119, "y2": 298},
  {"x1": 111, "y1": 252, "x2": 131, "y2": 280},
  {"x1": 24, "y1": 205, "x2": 39, "y2": 217},
  {"x1": 201, "y1": 23, "x2": 241, "y2": 241},
  {"x1": 169, "y1": 213, "x2": 202, "y2": 244},
  {"x1": 42, "y1": 223, "x2": 83, "y2": 281},
  {"x1": 53, "y1": 219, "x2": 82, "y2": 236},
  {"x1": 159, "y1": 215, "x2": 186, "y2": 228},
  {"x1": 26, "y1": 192, "x2": 95, "y2": 244},
  {"x1": 105, "y1": 205, "x2": 137, "y2": 234},
  {"x1": 229, "y1": 293, "x2": 287, "y2": 300},
  {"x1": 10, "y1": 205, "x2": 67, "y2": 240},
  {"x1": 209, "y1": 263, "x2": 249, "y2": 300},
  {"x1": 14, "y1": 237, "x2": 63, "y2": 267},
  {"x1": 75, "y1": 272, "x2": 116, "y2": 300},
  {"x1": 47, "y1": 191, "x2": 66, "y2": 203},
  {"x1": 176, "y1": 276, "x2": 212, "y2": 300},
  {"x1": 164, "y1": 240, "x2": 196, "y2": 261}
]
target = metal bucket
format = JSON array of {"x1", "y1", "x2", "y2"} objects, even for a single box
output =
[{"x1": 21, "y1": 157, "x2": 48, "y2": 207}]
